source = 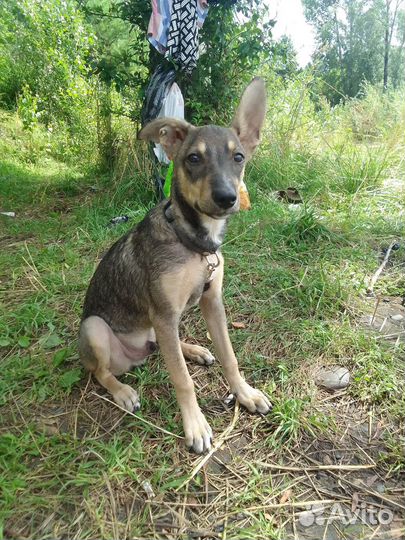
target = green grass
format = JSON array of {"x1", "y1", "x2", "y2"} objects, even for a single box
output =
[{"x1": 1, "y1": 107, "x2": 405, "y2": 539}]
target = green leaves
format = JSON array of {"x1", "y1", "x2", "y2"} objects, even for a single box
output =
[
  {"x1": 42, "y1": 333, "x2": 63, "y2": 349},
  {"x1": 17, "y1": 336, "x2": 31, "y2": 348},
  {"x1": 59, "y1": 368, "x2": 82, "y2": 391},
  {"x1": 0, "y1": 0, "x2": 94, "y2": 129},
  {"x1": 53, "y1": 348, "x2": 69, "y2": 367}
]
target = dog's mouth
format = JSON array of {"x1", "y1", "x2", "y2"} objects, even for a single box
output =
[{"x1": 195, "y1": 201, "x2": 239, "y2": 219}]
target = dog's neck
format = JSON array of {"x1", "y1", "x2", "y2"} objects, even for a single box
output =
[{"x1": 164, "y1": 188, "x2": 227, "y2": 255}]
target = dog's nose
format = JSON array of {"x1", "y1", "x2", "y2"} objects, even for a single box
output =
[{"x1": 212, "y1": 188, "x2": 237, "y2": 209}]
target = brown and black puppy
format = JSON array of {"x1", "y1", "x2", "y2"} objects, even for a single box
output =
[{"x1": 79, "y1": 78, "x2": 271, "y2": 454}]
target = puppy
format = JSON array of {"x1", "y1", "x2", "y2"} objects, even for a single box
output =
[{"x1": 79, "y1": 78, "x2": 270, "y2": 453}]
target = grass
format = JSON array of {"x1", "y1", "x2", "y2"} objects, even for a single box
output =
[{"x1": 1, "y1": 100, "x2": 405, "y2": 539}]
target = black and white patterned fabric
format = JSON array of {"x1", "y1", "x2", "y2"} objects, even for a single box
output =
[{"x1": 165, "y1": 0, "x2": 199, "y2": 73}]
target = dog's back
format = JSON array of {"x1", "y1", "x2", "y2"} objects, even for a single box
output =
[{"x1": 82, "y1": 202, "x2": 190, "y2": 333}]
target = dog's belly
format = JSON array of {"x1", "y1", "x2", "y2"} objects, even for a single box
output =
[{"x1": 112, "y1": 328, "x2": 157, "y2": 373}]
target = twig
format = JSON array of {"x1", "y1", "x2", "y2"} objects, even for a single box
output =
[
  {"x1": 370, "y1": 297, "x2": 381, "y2": 325},
  {"x1": 333, "y1": 472, "x2": 405, "y2": 511},
  {"x1": 175, "y1": 402, "x2": 240, "y2": 492},
  {"x1": 74, "y1": 372, "x2": 91, "y2": 439},
  {"x1": 224, "y1": 498, "x2": 351, "y2": 517},
  {"x1": 256, "y1": 461, "x2": 376, "y2": 472},
  {"x1": 212, "y1": 456, "x2": 247, "y2": 484},
  {"x1": 297, "y1": 451, "x2": 405, "y2": 511},
  {"x1": 375, "y1": 330, "x2": 405, "y2": 339},
  {"x1": 91, "y1": 392, "x2": 183, "y2": 439},
  {"x1": 367, "y1": 241, "x2": 397, "y2": 294},
  {"x1": 222, "y1": 482, "x2": 229, "y2": 540}
]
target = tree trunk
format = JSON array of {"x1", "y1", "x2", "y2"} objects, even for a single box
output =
[
  {"x1": 383, "y1": 1, "x2": 390, "y2": 91},
  {"x1": 97, "y1": 80, "x2": 113, "y2": 170},
  {"x1": 383, "y1": 28, "x2": 389, "y2": 91},
  {"x1": 383, "y1": 0, "x2": 403, "y2": 92}
]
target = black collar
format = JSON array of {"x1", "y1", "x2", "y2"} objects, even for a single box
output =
[{"x1": 163, "y1": 199, "x2": 223, "y2": 255}]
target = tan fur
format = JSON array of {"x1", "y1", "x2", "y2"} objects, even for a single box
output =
[
  {"x1": 197, "y1": 141, "x2": 207, "y2": 154},
  {"x1": 159, "y1": 255, "x2": 207, "y2": 313},
  {"x1": 177, "y1": 167, "x2": 203, "y2": 207}
]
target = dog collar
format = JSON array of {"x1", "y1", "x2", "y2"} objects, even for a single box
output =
[{"x1": 163, "y1": 200, "x2": 221, "y2": 256}]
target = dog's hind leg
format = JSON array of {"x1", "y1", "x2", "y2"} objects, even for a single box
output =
[
  {"x1": 79, "y1": 316, "x2": 140, "y2": 412},
  {"x1": 180, "y1": 341, "x2": 215, "y2": 366}
]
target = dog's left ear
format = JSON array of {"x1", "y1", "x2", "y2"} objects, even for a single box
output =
[
  {"x1": 138, "y1": 117, "x2": 192, "y2": 159},
  {"x1": 231, "y1": 77, "x2": 266, "y2": 159}
]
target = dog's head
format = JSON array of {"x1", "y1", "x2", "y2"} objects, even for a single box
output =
[{"x1": 138, "y1": 78, "x2": 266, "y2": 219}]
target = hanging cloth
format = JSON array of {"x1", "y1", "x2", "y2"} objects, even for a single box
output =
[
  {"x1": 147, "y1": 0, "x2": 172, "y2": 54},
  {"x1": 165, "y1": 0, "x2": 208, "y2": 73},
  {"x1": 147, "y1": 0, "x2": 209, "y2": 72}
]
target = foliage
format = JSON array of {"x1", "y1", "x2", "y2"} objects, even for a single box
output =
[
  {"x1": 0, "y1": 0, "x2": 98, "y2": 160},
  {"x1": 184, "y1": 2, "x2": 276, "y2": 124},
  {"x1": 303, "y1": 0, "x2": 405, "y2": 102},
  {"x1": 0, "y1": 0, "x2": 92, "y2": 121}
]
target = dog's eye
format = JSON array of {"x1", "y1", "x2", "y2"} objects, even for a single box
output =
[
  {"x1": 234, "y1": 153, "x2": 245, "y2": 163},
  {"x1": 187, "y1": 153, "x2": 200, "y2": 164}
]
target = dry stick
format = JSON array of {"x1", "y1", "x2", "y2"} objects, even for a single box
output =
[
  {"x1": 370, "y1": 296, "x2": 381, "y2": 325},
  {"x1": 87, "y1": 411, "x2": 128, "y2": 441},
  {"x1": 379, "y1": 317, "x2": 388, "y2": 332},
  {"x1": 73, "y1": 372, "x2": 92, "y2": 439},
  {"x1": 319, "y1": 390, "x2": 347, "y2": 403},
  {"x1": 223, "y1": 482, "x2": 229, "y2": 540},
  {"x1": 376, "y1": 330, "x2": 405, "y2": 339},
  {"x1": 91, "y1": 392, "x2": 183, "y2": 439},
  {"x1": 367, "y1": 241, "x2": 397, "y2": 294},
  {"x1": 256, "y1": 461, "x2": 376, "y2": 472},
  {"x1": 162, "y1": 501, "x2": 189, "y2": 530},
  {"x1": 304, "y1": 469, "x2": 323, "y2": 500},
  {"x1": 124, "y1": 491, "x2": 138, "y2": 540},
  {"x1": 298, "y1": 451, "x2": 405, "y2": 512},
  {"x1": 332, "y1": 471, "x2": 405, "y2": 512},
  {"x1": 224, "y1": 498, "x2": 352, "y2": 517},
  {"x1": 175, "y1": 402, "x2": 241, "y2": 493}
]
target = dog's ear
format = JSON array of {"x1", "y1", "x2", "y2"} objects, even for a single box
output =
[
  {"x1": 138, "y1": 118, "x2": 192, "y2": 159},
  {"x1": 231, "y1": 77, "x2": 266, "y2": 159}
]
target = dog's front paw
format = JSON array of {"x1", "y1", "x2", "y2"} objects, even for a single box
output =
[
  {"x1": 183, "y1": 409, "x2": 213, "y2": 454},
  {"x1": 233, "y1": 381, "x2": 272, "y2": 414},
  {"x1": 113, "y1": 384, "x2": 140, "y2": 412},
  {"x1": 182, "y1": 343, "x2": 215, "y2": 366}
]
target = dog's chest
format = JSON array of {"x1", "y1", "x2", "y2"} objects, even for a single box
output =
[
  {"x1": 185, "y1": 283, "x2": 205, "y2": 309},
  {"x1": 160, "y1": 255, "x2": 215, "y2": 313},
  {"x1": 185, "y1": 255, "x2": 218, "y2": 307}
]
